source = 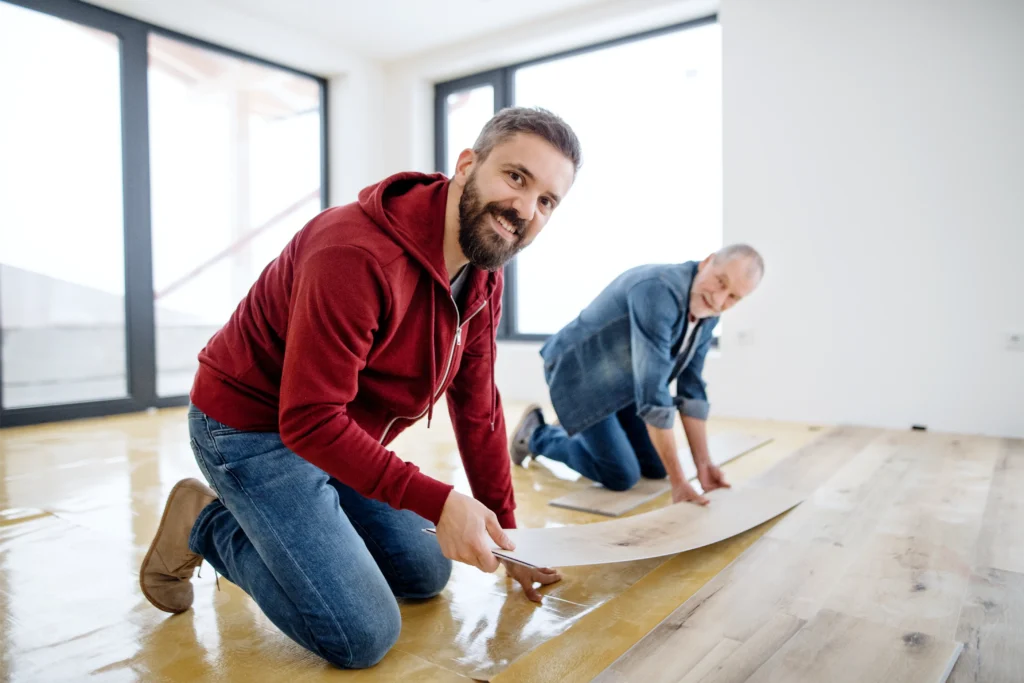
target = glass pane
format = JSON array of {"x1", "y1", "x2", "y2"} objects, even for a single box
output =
[
  {"x1": 0, "y1": 4, "x2": 126, "y2": 409},
  {"x1": 514, "y1": 23, "x2": 722, "y2": 335},
  {"x1": 445, "y1": 85, "x2": 495, "y2": 176},
  {"x1": 149, "y1": 34, "x2": 323, "y2": 397}
]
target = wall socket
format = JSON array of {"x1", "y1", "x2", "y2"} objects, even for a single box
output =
[{"x1": 1008, "y1": 333, "x2": 1024, "y2": 352}]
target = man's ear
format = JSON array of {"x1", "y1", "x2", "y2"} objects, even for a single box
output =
[{"x1": 452, "y1": 148, "x2": 476, "y2": 184}]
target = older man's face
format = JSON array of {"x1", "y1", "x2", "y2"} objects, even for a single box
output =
[{"x1": 689, "y1": 256, "x2": 761, "y2": 319}]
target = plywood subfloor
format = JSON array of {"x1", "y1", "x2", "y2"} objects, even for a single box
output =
[{"x1": 0, "y1": 404, "x2": 824, "y2": 682}]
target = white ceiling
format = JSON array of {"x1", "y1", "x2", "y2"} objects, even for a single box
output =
[{"x1": 210, "y1": 0, "x2": 611, "y2": 61}]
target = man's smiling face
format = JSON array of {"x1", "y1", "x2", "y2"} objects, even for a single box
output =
[{"x1": 456, "y1": 132, "x2": 576, "y2": 271}]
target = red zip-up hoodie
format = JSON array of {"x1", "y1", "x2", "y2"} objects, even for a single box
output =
[{"x1": 189, "y1": 172, "x2": 516, "y2": 528}]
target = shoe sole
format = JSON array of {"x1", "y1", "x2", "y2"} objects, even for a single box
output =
[
  {"x1": 138, "y1": 478, "x2": 209, "y2": 614},
  {"x1": 509, "y1": 403, "x2": 542, "y2": 465}
]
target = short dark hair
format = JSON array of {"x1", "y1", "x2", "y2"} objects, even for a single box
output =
[{"x1": 472, "y1": 106, "x2": 582, "y2": 173}]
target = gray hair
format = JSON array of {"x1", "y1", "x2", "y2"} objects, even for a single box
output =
[
  {"x1": 472, "y1": 106, "x2": 582, "y2": 174},
  {"x1": 713, "y1": 244, "x2": 765, "y2": 281}
]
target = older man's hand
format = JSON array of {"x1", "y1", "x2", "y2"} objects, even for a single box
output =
[{"x1": 502, "y1": 560, "x2": 561, "y2": 602}]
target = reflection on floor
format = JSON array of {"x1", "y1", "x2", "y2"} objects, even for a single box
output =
[{"x1": 0, "y1": 404, "x2": 823, "y2": 682}]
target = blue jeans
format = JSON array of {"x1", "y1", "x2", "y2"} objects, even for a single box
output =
[
  {"x1": 185, "y1": 405, "x2": 452, "y2": 669},
  {"x1": 529, "y1": 404, "x2": 667, "y2": 490}
]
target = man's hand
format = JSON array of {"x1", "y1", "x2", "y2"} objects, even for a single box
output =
[
  {"x1": 697, "y1": 462, "x2": 731, "y2": 494},
  {"x1": 435, "y1": 491, "x2": 513, "y2": 573},
  {"x1": 671, "y1": 477, "x2": 709, "y2": 506},
  {"x1": 502, "y1": 560, "x2": 561, "y2": 603}
]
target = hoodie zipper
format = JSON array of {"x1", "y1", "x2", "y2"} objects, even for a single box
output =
[{"x1": 378, "y1": 297, "x2": 488, "y2": 444}]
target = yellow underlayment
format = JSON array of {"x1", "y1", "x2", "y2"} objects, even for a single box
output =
[{"x1": 0, "y1": 403, "x2": 822, "y2": 682}]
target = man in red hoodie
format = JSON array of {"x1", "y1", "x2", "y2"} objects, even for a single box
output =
[{"x1": 139, "y1": 107, "x2": 581, "y2": 668}]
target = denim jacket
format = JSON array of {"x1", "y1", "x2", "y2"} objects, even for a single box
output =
[{"x1": 539, "y1": 262, "x2": 718, "y2": 436}]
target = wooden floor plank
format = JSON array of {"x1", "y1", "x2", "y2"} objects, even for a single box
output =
[
  {"x1": 675, "y1": 639, "x2": 741, "y2": 683},
  {"x1": 593, "y1": 428, "x2": 1004, "y2": 683},
  {"x1": 766, "y1": 429, "x2": 913, "y2": 547},
  {"x1": 679, "y1": 611, "x2": 805, "y2": 683},
  {"x1": 973, "y1": 439, "x2": 1024, "y2": 574},
  {"x1": 821, "y1": 433, "x2": 1000, "y2": 641},
  {"x1": 752, "y1": 425, "x2": 881, "y2": 495},
  {"x1": 950, "y1": 567, "x2": 1024, "y2": 683},
  {"x1": 591, "y1": 536, "x2": 854, "y2": 682},
  {"x1": 744, "y1": 609, "x2": 962, "y2": 683}
]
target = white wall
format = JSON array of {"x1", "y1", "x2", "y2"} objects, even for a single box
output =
[
  {"x1": 386, "y1": 0, "x2": 1024, "y2": 438},
  {"x1": 710, "y1": 0, "x2": 1024, "y2": 438}
]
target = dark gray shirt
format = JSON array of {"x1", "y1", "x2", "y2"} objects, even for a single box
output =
[{"x1": 450, "y1": 265, "x2": 471, "y2": 309}]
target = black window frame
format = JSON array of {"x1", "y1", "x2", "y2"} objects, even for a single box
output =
[
  {"x1": 435, "y1": 13, "x2": 718, "y2": 343},
  {"x1": 0, "y1": 0, "x2": 329, "y2": 428}
]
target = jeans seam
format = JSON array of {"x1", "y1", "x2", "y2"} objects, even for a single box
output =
[
  {"x1": 222, "y1": 462, "x2": 355, "y2": 666},
  {"x1": 200, "y1": 414, "x2": 228, "y2": 468}
]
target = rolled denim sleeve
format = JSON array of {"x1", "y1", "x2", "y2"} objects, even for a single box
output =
[
  {"x1": 627, "y1": 279, "x2": 683, "y2": 430},
  {"x1": 674, "y1": 326, "x2": 714, "y2": 420}
]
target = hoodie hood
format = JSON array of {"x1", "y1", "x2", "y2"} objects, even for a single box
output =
[
  {"x1": 357, "y1": 171, "x2": 501, "y2": 430},
  {"x1": 358, "y1": 171, "x2": 453, "y2": 290}
]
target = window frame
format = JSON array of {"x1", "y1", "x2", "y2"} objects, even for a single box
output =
[
  {"x1": 0, "y1": 0, "x2": 329, "y2": 427},
  {"x1": 434, "y1": 13, "x2": 718, "y2": 342}
]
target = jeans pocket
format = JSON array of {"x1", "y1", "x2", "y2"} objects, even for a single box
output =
[{"x1": 209, "y1": 428, "x2": 286, "y2": 471}]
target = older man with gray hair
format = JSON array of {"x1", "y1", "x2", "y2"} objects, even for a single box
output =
[{"x1": 509, "y1": 245, "x2": 764, "y2": 505}]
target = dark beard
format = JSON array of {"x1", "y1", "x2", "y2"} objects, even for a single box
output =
[{"x1": 458, "y1": 172, "x2": 527, "y2": 271}]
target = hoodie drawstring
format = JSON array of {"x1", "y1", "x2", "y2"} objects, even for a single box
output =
[
  {"x1": 426, "y1": 275, "x2": 497, "y2": 431},
  {"x1": 487, "y1": 278, "x2": 497, "y2": 431},
  {"x1": 427, "y1": 284, "x2": 436, "y2": 428}
]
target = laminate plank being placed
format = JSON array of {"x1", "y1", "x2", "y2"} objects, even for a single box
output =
[
  {"x1": 745, "y1": 609, "x2": 962, "y2": 683},
  {"x1": 478, "y1": 427, "x2": 877, "y2": 569},
  {"x1": 488, "y1": 483, "x2": 803, "y2": 568}
]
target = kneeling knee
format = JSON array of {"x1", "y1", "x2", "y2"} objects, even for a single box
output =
[
  {"x1": 322, "y1": 605, "x2": 401, "y2": 669},
  {"x1": 603, "y1": 468, "x2": 641, "y2": 492},
  {"x1": 396, "y1": 554, "x2": 452, "y2": 599}
]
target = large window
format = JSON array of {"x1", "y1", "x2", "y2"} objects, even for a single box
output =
[
  {"x1": 436, "y1": 17, "x2": 721, "y2": 339},
  {"x1": 0, "y1": 5, "x2": 127, "y2": 409},
  {"x1": 148, "y1": 34, "x2": 323, "y2": 397},
  {"x1": 0, "y1": 0, "x2": 326, "y2": 427}
]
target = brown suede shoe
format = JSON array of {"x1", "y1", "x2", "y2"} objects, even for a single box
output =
[{"x1": 139, "y1": 477, "x2": 217, "y2": 614}]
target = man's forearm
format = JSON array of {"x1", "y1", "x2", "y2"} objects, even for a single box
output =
[
  {"x1": 644, "y1": 423, "x2": 686, "y2": 484},
  {"x1": 681, "y1": 415, "x2": 711, "y2": 466}
]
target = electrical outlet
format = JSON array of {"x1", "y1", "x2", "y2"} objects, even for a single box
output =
[{"x1": 1008, "y1": 333, "x2": 1024, "y2": 352}]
